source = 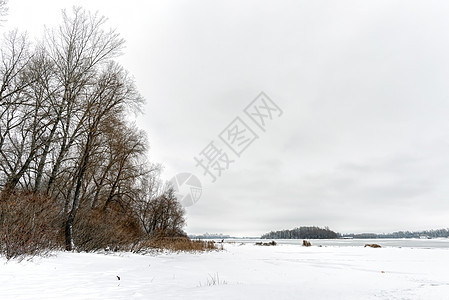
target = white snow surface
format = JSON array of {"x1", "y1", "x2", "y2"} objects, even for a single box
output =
[{"x1": 1, "y1": 243, "x2": 448, "y2": 299}]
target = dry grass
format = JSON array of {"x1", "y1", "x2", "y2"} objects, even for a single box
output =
[
  {"x1": 302, "y1": 240, "x2": 312, "y2": 247},
  {"x1": 129, "y1": 236, "x2": 221, "y2": 254},
  {"x1": 364, "y1": 243, "x2": 382, "y2": 248},
  {"x1": 145, "y1": 237, "x2": 220, "y2": 252},
  {"x1": 255, "y1": 241, "x2": 277, "y2": 246},
  {"x1": 198, "y1": 273, "x2": 227, "y2": 287}
]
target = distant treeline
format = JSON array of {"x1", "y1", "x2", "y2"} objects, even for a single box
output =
[
  {"x1": 342, "y1": 228, "x2": 449, "y2": 239},
  {"x1": 261, "y1": 226, "x2": 338, "y2": 239},
  {"x1": 189, "y1": 233, "x2": 231, "y2": 239},
  {"x1": 261, "y1": 227, "x2": 449, "y2": 240}
]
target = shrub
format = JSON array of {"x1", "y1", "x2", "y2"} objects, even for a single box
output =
[
  {"x1": 0, "y1": 191, "x2": 62, "y2": 260},
  {"x1": 0, "y1": 187, "x2": 205, "y2": 258},
  {"x1": 73, "y1": 203, "x2": 145, "y2": 252}
]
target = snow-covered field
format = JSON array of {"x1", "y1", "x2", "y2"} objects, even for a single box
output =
[{"x1": 1, "y1": 243, "x2": 448, "y2": 299}]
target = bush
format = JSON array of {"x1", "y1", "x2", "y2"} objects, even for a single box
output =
[
  {"x1": 73, "y1": 203, "x2": 145, "y2": 252},
  {"x1": 0, "y1": 188, "x2": 205, "y2": 259},
  {"x1": 0, "y1": 191, "x2": 62, "y2": 260}
]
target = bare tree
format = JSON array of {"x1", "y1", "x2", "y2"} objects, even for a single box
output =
[
  {"x1": 0, "y1": 31, "x2": 32, "y2": 152},
  {"x1": 137, "y1": 185, "x2": 186, "y2": 238},
  {"x1": 43, "y1": 7, "x2": 125, "y2": 195},
  {"x1": 87, "y1": 116, "x2": 147, "y2": 210},
  {"x1": 0, "y1": 30, "x2": 36, "y2": 194},
  {"x1": 0, "y1": 6, "x2": 187, "y2": 255},
  {"x1": 64, "y1": 61, "x2": 142, "y2": 250},
  {"x1": 0, "y1": 1, "x2": 8, "y2": 23}
]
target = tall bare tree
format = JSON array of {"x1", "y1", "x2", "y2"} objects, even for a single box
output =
[
  {"x1": 44, "y1": 7, "x2": 125, "y2": 195},
  {"x1": 64, "y1": 61, "x2": 142, "y2": 250},
  {"x1": 0, "y1": 30, "x2": 35, "y2": 194}
]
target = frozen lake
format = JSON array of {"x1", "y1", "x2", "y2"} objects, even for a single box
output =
[
  {"x1": 219, "y1": 238, "x2": 449, "y2": 249},
  {"x1": 1, "y1": 242, "x2": 449, "y2": 299}
]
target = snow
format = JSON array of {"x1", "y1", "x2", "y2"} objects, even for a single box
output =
[{"x1": 1, "y1": 243, "x2": 449, "y2": 299}]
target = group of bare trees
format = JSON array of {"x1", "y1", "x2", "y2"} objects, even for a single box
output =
[
  {"x1": 0, "y1": 7, "x2": 185, "y2": 255},
  {"x1": 261, "y1": 226, "x2": 338, "y2": 239}
]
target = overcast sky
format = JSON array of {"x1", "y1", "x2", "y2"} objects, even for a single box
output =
[{"x1": 6, "y1": 0, "x2": 449, "y2": 236}]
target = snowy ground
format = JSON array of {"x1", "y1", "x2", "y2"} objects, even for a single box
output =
[{"x1": 1, "y1": 243, "x2": 448, "y2": 299}]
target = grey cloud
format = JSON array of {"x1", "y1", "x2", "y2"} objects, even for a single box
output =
[{"x1": 7, "y1": 0, "x2": 449, "y2": 235}]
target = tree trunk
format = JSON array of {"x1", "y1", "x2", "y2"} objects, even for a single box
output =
[
  {"x1": 46, "y1": 139, "x2": 67, "y2": 195},
  {"x1": 64, "y1": 135, "x2": 91, "y2": 251},
  {"x1": 34, "y1": 116, "x2": 60, "y2": 192}
]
